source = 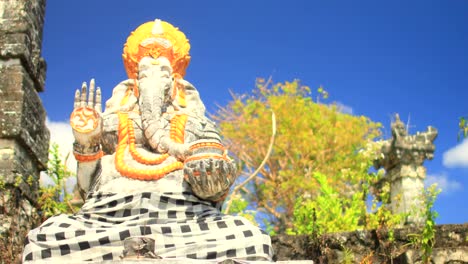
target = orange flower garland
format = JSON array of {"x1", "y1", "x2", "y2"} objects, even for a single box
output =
[
  {"x1": 169, "y1": 114, "x2": 187, "y2": 144},
  {"x1": 127, "y1": 115, "x2": 170, "y2": 165},
  {"x1": 115, "y1": 112, "x2": 186, "y2": 181},
  {"x1": 114, "y1": 85, "x2": 188, "y2": 180}
]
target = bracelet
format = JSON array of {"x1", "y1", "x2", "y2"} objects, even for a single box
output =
[
  {"x1": 74, "y1": 150, "x2": 104, "y2": 162},
  {"x1": 73, "y1": 142, "x2": 101, "y2": 154}
]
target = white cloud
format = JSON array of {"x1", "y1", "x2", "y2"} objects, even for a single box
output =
[
  {"x1": 46, "y1": 119, "x2": 77, "y2": 172},
  {"x1": 65, "y1": 177, "x2": 77, "y2": 195},
  {"x1": 425, "y1": 173, "x2": 462, "y2": 195},
  {"x1": 334, "y1": 102, "x2": 353, "y2": 115},
  {"x1": 41, "y1": 119, "x2": 77, "y2": 190},
  {"x1": 39, "y1": 171, "x2": 55, "y2": 187},
  {"x1": 443, "y1": 139, "x2": 468, "y2": 168}
]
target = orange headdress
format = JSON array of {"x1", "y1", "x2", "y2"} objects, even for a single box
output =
[{"x1": 122, "y1": 19, "x2": 191, "y2": 79}]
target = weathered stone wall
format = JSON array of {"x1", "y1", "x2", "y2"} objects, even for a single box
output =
[
  {"x1": 0, "y1": 0, "x2": 49, "y2": 262},
  {"x1": 272, "y1": 224, "x2": 468, "y2": 263}
]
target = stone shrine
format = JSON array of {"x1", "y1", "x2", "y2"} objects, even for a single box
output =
[
  {"x1": 374, "y1": 114, "x2": 438, "y2": 224},
  {"x1": 0, "y1": 0, "x2": 49, "y2": 261}
]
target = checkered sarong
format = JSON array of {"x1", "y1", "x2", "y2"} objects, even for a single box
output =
[{"x1": 23, "y1": 191, "x2": 272, "y2": 262}]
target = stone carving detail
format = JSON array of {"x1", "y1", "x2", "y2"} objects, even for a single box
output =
[
  {"x1": 121, "y1": 237, "x2": 161, "y2": 259},
  {"x1": 23, "y1": 19, "x2": 272, "y2": 262},
  {"x1": 374, "y1": 114, "x2": 437, "y2": 224}
]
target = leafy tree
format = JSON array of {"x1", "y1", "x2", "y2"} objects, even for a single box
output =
[
  {"x1": 407, "y1": 184, "x2": 440, "y2": 263},
  {"x1": 38, "y1": 143, "x2": 78, "y2": 220},
  {"x1": 214, "y1": 78, "x2": 381, "y2": 232},
  {"x1": 459, "y1": 116, "x2": 468, "y2": 140},
  {"x1": 288, "y1": 170, "x2": 404, "y2": 237}
]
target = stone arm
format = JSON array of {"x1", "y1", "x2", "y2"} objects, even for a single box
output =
[
  {"x1": 182, "y1": 82, "x2": 237, "y2": 202},
  {"x1": 75, "y1": 157, "x2": 102, "y2": 199},
  {"x1": 70, "y1": 79, "x2": 103, "y2": 199},
  {"x1": 184, "y1": 155, "x2": 237, "y2": 202}
]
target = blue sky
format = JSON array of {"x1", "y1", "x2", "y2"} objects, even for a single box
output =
[{"x1": 41, "y1": 1, "x2": 467, "y2": 224}]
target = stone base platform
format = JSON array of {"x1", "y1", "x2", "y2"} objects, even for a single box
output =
[{"x1": 27, "y1": 260, "x2": 313, "y2": 264}]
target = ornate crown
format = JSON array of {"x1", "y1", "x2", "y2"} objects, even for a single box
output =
[{"x1": 122, "y1": 19, "x2": 191, "y2": 79}]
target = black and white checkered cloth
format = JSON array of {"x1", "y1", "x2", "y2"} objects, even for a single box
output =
[{"x1": 23, "y1": 191, "x2": 273, "y2": 262}]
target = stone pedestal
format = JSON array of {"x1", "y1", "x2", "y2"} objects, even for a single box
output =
[
  {"x1": 388, "y1": 165, "x2": 426, "y2": 223},
  {"x1": 24, "y1": 260, "x2": 314, "y2": 264},
  {"x1": 0, "y1": 0, "x2": 49, "y2": 261}
]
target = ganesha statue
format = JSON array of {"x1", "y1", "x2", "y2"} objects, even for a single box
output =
[{"x1": 23, "y1": 20, "x2": 272, "y2": 262}]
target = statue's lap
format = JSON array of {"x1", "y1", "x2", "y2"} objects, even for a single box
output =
[{"x1": 23, "y1": 190, "x2": 272, "y2": 261}]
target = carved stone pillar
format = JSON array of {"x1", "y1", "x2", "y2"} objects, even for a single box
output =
[
  {"x1": 387, "y1": 164, "x2": 427, "y2": 224},
  {"x1": 0, "y1": 0, "x2": 49, "y2": 261},
  {"x1": 375, "y1": 114, "x2": 437, "y2": 225}
]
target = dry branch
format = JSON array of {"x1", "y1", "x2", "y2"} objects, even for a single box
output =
[{"x1": 224, "y1": 110, "x2": 276, "y2": 214}]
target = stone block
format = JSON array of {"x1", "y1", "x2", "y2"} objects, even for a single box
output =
[
  {"x1": 0, "y1": 139, "x2": 40, "y2": 200},
  {"x1": 0, "y1": 0, "x2": 47, "y2": 262},
  {"x1": 23, "y1": 260, "x2": 314, "y2": 264},
  {"x1": 0, "y1": 58, "x2": 50, "y2": 169},
  {"x1": 0, "y1": 185, "x2": 41, "y2": 263},
  {"x1": 271, "y1": 235, "x2": 312, "y2": 261},
  {"x1": 0, "y1": 0, "x2": 47, "y2": 91},
  {"x1": 0, "y1": 33, "x2": 32, "y2": 58}
]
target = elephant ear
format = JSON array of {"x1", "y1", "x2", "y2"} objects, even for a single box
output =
[
  {"x1": 178, "y1": 79, "x2": 206, "y2": 119},
  {"x1": 103, "y1": 79, "x2": 135, "y2": 115}
]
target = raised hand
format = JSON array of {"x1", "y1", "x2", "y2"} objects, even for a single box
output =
[
  {"x1": 184, "y1": 158, "x2": 237, "y2": 201},
  {"x1": 70, "y1": 79, "x2": 103, "y2": 147}
]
